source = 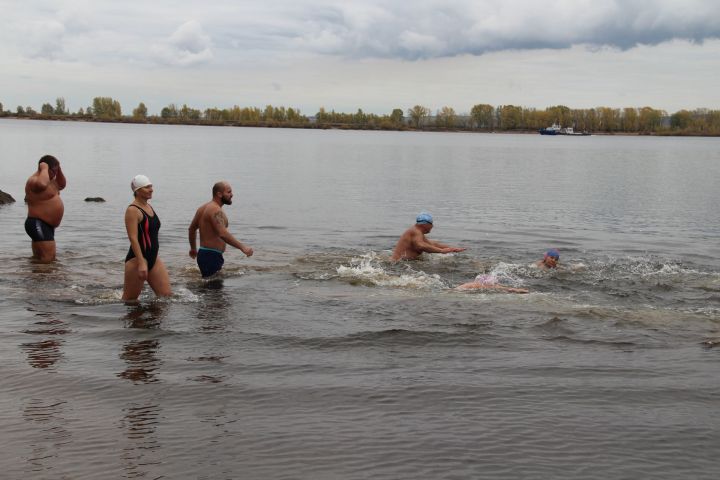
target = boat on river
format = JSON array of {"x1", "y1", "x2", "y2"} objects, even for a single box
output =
[
  {"x1": 539, "y1": 124, "x2": 591, "y2": 136},
  {"x1": 539, "y1": 123, "x2": 561, "y2": 135}
]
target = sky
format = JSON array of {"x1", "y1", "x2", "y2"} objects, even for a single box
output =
[{"x1": 2, "y1": 0, "x2": 720, "y2": 116}]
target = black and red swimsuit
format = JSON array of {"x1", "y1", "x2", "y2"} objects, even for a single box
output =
[{"x1": 125, "y1": 204, "x2": 161, "y2": 270}]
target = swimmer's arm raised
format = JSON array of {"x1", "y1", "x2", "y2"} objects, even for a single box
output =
[
  {"x1": 212, "y1": 212, "x2": 253, "y2": 257},
  {"x1": 27, "y1": 163, "x2": 51, "y2": 193},
  {"x1": 54, "y1": 164, "x2": 66, "y2": 190}
]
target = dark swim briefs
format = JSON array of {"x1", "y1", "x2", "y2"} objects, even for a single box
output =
[
  {"x1": 25, "y1": 217, "x2": 55, "y2": 242},
  {"x1": 197, "y1": 247, "x2": 225, "y2": 278}
]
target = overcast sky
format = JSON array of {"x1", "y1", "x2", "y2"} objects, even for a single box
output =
[{"x1": 2, "y1": 0, "x2": 719, "y2": 115}]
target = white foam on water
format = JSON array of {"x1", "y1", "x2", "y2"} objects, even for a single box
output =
[
  {"x1": 424, "y1": 252, "x2": 459, "y2": 264},
  {"x1": 72, "y1": 285, "x2": 199, "y2": 305},
  {"x1": 72, "y1": 287, "x2": 124, "y2": 305},
  {"x1": 336, "y1": 252, "x2": 447, "y2": 289},
  {"x1": 487, "y1": 262, "x2": 527, "y2": 287}
]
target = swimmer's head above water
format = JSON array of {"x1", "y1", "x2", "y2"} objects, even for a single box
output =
[
  {"x1": 416, "y1": 212, "x2": 433, "y2": 232},
  {"x1": 416, "y1": 212, "x2": 433, "y2": 225},
  {"x1": 542, "y1": 249, "x2": 560, "y2": 268}
]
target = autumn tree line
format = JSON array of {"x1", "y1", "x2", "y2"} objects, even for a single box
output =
[{"x1": 1, "y1": 97, "x2": 719, "y2": 135}]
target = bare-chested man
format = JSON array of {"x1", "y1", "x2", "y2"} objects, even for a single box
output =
[
  {"x1": 390, "y1": 212, "x2": 465, "y2": 261},
  {"x1": 24, "y1": 155, "x2": 66, "y2": 262},
  {"x1": 188, "y1": 181, "x2": 253, "y2": 277}
]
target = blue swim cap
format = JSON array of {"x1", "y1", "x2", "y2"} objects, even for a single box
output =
[
  {"x1": 416, "y1": 212, "x2": 433, "y2": 225},
  {"x1": 545, "y1": 249, "x2": 560, "y2": 259}
]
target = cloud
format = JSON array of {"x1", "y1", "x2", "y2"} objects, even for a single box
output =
[
  {"x1": 152, "y1": 20, "x2": 213, "y2": 66},
  {"x1": 20, "y1": 20, "x2": 67, "y2": 59},
  {"x1": 282, "y1": 0, "x2": 720, "y2": 59},
  {"x1": 4, "y1": 0, "x2": 720, "y2": 66}
]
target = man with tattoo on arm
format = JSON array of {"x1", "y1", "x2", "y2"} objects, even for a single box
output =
[{"x1": 188, "y1": 181, "x2": 253, "y2": 278}]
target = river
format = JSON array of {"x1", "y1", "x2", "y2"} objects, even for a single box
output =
[{"x1": 1, "y1": 119, "x2": 719, "y2": 479}]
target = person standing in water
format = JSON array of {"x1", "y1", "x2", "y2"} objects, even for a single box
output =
[
  {"x1": 24, "y1": 155, "x2": 66, "y2": 262},
  {"x1": 188, "y1": 181, "x2": 253, "y2": 278},
  {"x1": 390, "y1": 212, "x2": 465, "y2": 261},
  {"x1": 122, "y1": 175, "x2": 171, "y2": 301}
]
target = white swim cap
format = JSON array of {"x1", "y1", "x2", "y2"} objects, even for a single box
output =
[{"x1": 131, "y1": 174, "x2": 152, "y2": 192}]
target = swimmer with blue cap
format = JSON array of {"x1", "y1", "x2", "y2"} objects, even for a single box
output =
[
  {"x1": 535, "y1": 248, "x2": 560, "y2": 269},
  {"x1": 390, "y1": 211, "x2": 465, "y2": 261}
]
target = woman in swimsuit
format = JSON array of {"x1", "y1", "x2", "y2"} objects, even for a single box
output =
[{"x1": 122, "y1": 175, "x2": 172, "y2": 301}]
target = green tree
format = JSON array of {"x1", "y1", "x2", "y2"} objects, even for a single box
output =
[
  {"x1": 55, "y1": 97, "x2": 68, "y2": 115},
  {"x1": 354, "y1": 108, "x2": 367, "y2": 125},
  {"x1": 498, "y1": 105, "x2": 523, "y2": 130},
  {"x1": 638, "y1": 107, "x2": 663, "y2": 132},
  {"x1": 17, "y1": 106, "x2": 25, "y2": 115},
  {"x1": 389, "y1": 108, "x2": 404, "y2": 125},
  {"x1": 470, "y1": 104, "x2": 494, "y2": 129},
  {"x1": 597, "y1": 107, "x2": 620, "y2": 132},
  {"x1": 286, "y1": 107, "x2": 303, "y2": 123},
  {"x1": 92, "y1": 97, "x2": 122, "y2": 118},
  {"x1": 132, "y1": 102, "x2": 148, "y2": 119},
  {"x1": 435, "y1": 106, "x2": 457, "y2": 129},
  {"x1": 161, "y1": 104, "x2": 178, "y2": 119},
  {"x1": 179, "y1": 104, "x2": 201, "y2": 120},
  {"x1": 622, "y1": 107, "x2": 638, "y2": 132},
  {"x1": 315, "y1": 107, "x2": 329, "y2": 125},
  {"x1": 407, "y1": 105, "x2": 430, "y2": 128},
  {"x1": 545, "y1": 105, "x2": 571, "y2": 127},
  {"x1": 41, "y1": 103, "x2": 54, "y2": 115}
]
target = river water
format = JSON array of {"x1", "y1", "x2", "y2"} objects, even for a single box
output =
[{"x1": 1, "y1": 119, "x2": 719, "y2": 479}]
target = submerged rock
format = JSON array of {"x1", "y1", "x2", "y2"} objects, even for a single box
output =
[
  {"x1": 84, "y1": 197, "x2": 106, "y2": 202},
  {"x1": 0, "y1": 190, "x2": 16, "y2": 204}
]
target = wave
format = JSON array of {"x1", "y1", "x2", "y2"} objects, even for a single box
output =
[{"x1": 336, "y1": 252, "x2": 447, "y2": 289}]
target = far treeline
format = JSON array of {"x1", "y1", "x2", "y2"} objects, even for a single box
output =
[{"x1": 1, "y1": 97, "x2": 719, "y2": 136}]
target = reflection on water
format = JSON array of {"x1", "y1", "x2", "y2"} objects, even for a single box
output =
[
  {"x1": 120, "y1": 402, "x2": 162, "y2": 478},
  {"x1": 20, "y1": 311, "x2": 69, "y2": 370},
  {"x1": 21, "y1": 339, "x2": 64, "y2": 370},
  {"x1": 22, "y1": 399, "x2": 71, "y2": 476},
  {"x1": 195, "y1": 280, "x2": 231, "y2": 333},
  {"x1": 117, "y1": 304, "x2": 165, "y2": 477},
  {"x1": 118, "y1": 304, "x2": 167, "y2": 383},
  {"x1": 118, "y1": 339, "x2": 161, "y2": 383}
]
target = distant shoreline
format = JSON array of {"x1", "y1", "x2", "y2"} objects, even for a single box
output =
[{"x1": 1, "y1": 114, "x2": 717, "y2": 137}]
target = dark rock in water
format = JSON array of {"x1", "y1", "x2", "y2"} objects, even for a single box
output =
[
  {"x1": 84, "y1": 197, "x2": 106, "y2": 202},
  {"x1": 0, "y1": 190, "x2": 16, "y2": 204}
]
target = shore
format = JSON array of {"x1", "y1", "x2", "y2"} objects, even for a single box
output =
[{"x1": 2, "y1": 114, "x2": 716, "y2": 137}]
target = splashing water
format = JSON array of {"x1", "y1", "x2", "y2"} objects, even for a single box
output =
[{"x1": 336, "y1": 252, "x2": 447, "y2": 289}]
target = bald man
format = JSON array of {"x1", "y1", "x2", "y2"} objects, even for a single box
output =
[{"x1": 188, "y1": 181, "x2": 253, "y2": 277}]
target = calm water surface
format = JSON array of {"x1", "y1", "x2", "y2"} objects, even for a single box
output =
[{"x1": 1, "y1": 119, "x2": 719, "y2": 479}]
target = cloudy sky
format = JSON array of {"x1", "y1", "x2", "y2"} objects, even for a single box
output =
[{"x1": 2, "y1": 0, "x2": 720, "y2": 116}]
